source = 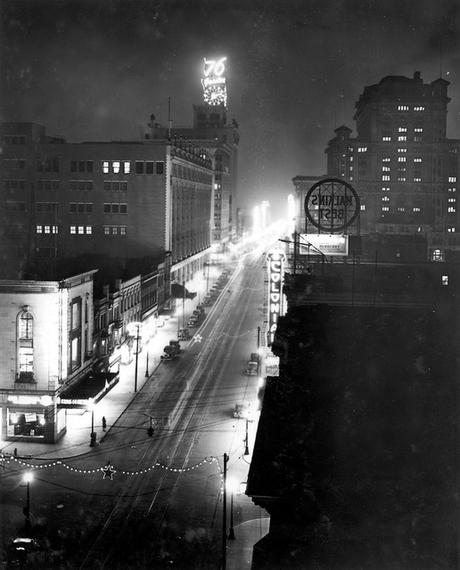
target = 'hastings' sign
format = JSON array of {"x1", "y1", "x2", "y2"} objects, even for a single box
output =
[
  {"x1": 266, "y1": 250, "x2": 285, "y2": 346},
  {"x1": 304, "y1": 178, "x2": 360, "y2": 233}
]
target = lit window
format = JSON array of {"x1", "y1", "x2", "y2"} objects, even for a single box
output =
[
  {"x1": 382, "y1": 166, "x2": 390, "y2": 172},
  {"x1": 447, "y1": 227, "x2": 456, "y2": 233},
  {"x1": 381, "y1": 187, "x2": 390, "y2": 192},
  {"x1": 86, "y1": 226, "x2": 92, "y2": 234},
  {"x1": 398, "y1": 105, "x2": 409, "y2": 111},
  {"x1": 103, "y1": 161, "x2": 109, "y2": 174},
  {"x1": 382, "y1": 206, "x2": 389, "y2": 211},
  {"x1": 44, "y1": 225, "x2": 50, "y2": 234},
  {"x1": 123, "y1": 161, "x2": 130, "y2": 174},
  {"x1": 448, "y1": 177, "x2": 457, "y2": 183},
  {"x1": 70, "y1": 226, "x2": 76, "y2": 234},
  {"x1": 382, "y1": 136, "x2": 391, "y2": 141},
  {"x1": 398, "y1": 157, "x2": 406, "y2": 162},
  {"x1": 52, "y1": 226, "x2": 58, "y2": 233},
  {"x1": 442, "y1": 275, "x2": 449, "y2": 286},
  {"x1": 357, "y1": 147, "x2": 367, "y2": 153},
  {"x1": 382, "y1": 196, "x2": 389, "y2": 201},
  {"x1": 432, "y1": 249, "x2": 444, "y2": 261},
  {"x1": 414, "y1": 128, "x2": 423, "y2": 132},
  {"x1": 448, "y1": 207, "x2": 456, "y2": 213},
  {"x1": 397, "y1": 207, "x2": 405, "y2": 212},
  {"x1": 397, "y1": 177, "x2": 406, "y2": 182},
  {"x1": 413, "y1": 207, "x2": 421, "y2": 212},
  {"x1": 414, "y1": 157, "x2": 422, "y2": 163},
  {"x1": 360, "y1": 204, "x2": 366, "y2": 211},
  {"x1": 398, "y1": 148, "x2": 407, "y2": 153},
  {"x1": 448, "y1": 188, "x2": 457, "y2": 193},
  {"x1": 448, "y1": 198, "x2": 456, "y2": 203},
  {"x1": 36, "y1": 225, "x2": 43, "y2": 233},
  {"x1": 382, "y1": 157, "x2": 390, "y2": 162},
  {"x1": 414, "y1": 106, "x2": 425, "y2": 111},
  {"x1": 17, "y1": 310, "x2": 34, "y2": 381},
  {"x1": 104, "y1": 226, "x2": 110, "y2": 235},
  {"x1": 398, "y1": 136, "x2": 407, "y2": 141},
  {"x1": 413, "y1": 178, "x2": 422, "y2": 182},
  {"x1": 382, "y1": 175, "x2": 390, "y2": 181},
  {"x1": 112, "y1": 161, "x2": 120, "y2": 174},
  {"x1": 78, "y1": 226, "x2": 84, "y2": 234},
  {"x1": 398, "y1": 127, "x2": 407, "y2": 132}
]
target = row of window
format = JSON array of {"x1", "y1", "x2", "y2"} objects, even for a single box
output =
[
  {"x1": 34, "y1": 202, "x2": 128, "y2": 213},
  {"x1": 35, "y1": 225, "x2": 128, "y2": 235},
  {"x1": 102, "y1": 160, "x2": 164, "y2": 175},
  {"x1": 397, "y1": 105, "x2": 425, "y2": 111}
]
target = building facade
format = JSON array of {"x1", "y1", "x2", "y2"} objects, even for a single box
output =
[
  {"x1": 0, "y1": 271, "x2": 95, "y2": 443},
  {"x1": 0, "y1": 122, "x2": 213, "y2": 283},
  {"x1": 324, "y1": 72, "x2": 460, "y2": 261}
]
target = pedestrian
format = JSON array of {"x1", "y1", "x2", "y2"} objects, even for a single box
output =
[
  {"x1": 102, "y1": 416, "x2": 107, "y2": 431},
  {"x1": 13, "y1": 447, "x2": 17, "y2": 457}
]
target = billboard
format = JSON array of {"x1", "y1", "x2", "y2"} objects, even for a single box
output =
[{"x1": 299, "y1": 234, "x2": 349, "y2": 256}]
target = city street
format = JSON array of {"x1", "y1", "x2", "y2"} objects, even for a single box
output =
[{"x1": 0, "y1": 246, "x2": 270, "y2": 569}]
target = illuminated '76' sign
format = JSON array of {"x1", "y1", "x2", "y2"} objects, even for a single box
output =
[{"x1": 203, "y1": 57, "x2": 227, "y2": 77}]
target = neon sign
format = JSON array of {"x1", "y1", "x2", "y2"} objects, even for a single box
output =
[
  {"x1": 202, "y1": 57, "x2": 227, "y2": 106},
  {"x1": 266, "y1": 250, "x2": 285, "y2": 345}
]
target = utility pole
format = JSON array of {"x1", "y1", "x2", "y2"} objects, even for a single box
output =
[
  {"x1": 134, "y1": 323, "x2": 140, "y2": 393},
  {"x1": 222, "y1": 452, "x2": 228, "y2": 570}
]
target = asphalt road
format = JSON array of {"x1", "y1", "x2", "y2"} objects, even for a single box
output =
[{"x1": 1, "y1": 248, "x2": 268, "y2": 569}]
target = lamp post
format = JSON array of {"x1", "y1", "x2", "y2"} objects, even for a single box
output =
[
  {"x1": 222, "y1": 452, "x2": 229, "y2": 570},
  {"x1": 227, "y1": 477, "x2": 236, "y2": 540},
  {"x1": 244, "y1": 418, "x2": 250, "y2": 456},
  {"x1": 134, "y1": 323, "x2": 140, "y2": 393},
  {"x1": 23, "y1": 472, "x2": 33, "y2": 530},
  {"x1": 88, "y1": 399, "x2": 96, "y2": 447},
  {"x1": 182, "y1": 281, "x2": 186, "y2": 330},
  {"x1": 145, "y1": 348, "x2": 149, "y2": 378}
]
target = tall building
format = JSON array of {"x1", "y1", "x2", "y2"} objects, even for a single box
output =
[
  {"x1": 325, "y1": 72, "x2": 460, "y2": 261},
  {"x1": 0, "y1": 122, "x2": 213, "y2": 285},
  {"x1": 149, "y1": 103, "x2": 239, "y2": 249}
]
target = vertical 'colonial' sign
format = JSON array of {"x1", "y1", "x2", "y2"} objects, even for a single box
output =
[{"x1": 266, "y1": 250, "x2": 285, "y2": 346}]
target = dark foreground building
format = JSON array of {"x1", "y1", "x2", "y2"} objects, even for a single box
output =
[{"x1": 247, "y1": 261, "x2": 458, "y2": 569}]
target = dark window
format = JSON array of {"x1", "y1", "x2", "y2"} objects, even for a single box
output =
[
  {"x1": 121, "y1": 182, "x2": 127, "y2": 191},
  {"x1": 86, "y1": 161, "x2": 93, "y2": 172},
  {"x1": 104, "y1": 181, "x2": 111, "y2": 191},
  {"x1": 156, "y1": 161, "x2": 164, "y2": 174},
  {"x1": 78, "y1": 161, "x2": 85, "y2": 172},
  {"x1": 135, "y1": 161, "x2": 144, "y2": 174},
  {"x1": 71, "y1": 161, "x2": 77, "y2": 172},
  {"x1": 120, "y1": 204, "x2": 127, "y2": 214},
  {"x1": 112, "y1": 204, "x2": 120, "y2": 213},
  {"x1": 104, "y1": 204, "x2": 111, "y2": 213},
  {"x1": 146, "y1": 161, "x2": 154, "y2": 174},
  {"x1": 70, "y1": 203, "x2": 77, "y2": 212},
  {"x1": 77, "y1": 203, "x2": 85, "y2": 213},
  {"x1": 85, "y1": 181, "x2": 92, "y2": 191}
]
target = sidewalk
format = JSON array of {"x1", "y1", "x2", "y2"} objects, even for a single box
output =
[{"x1": 226, "y1": 516, "x2": 270, "y2": 570}]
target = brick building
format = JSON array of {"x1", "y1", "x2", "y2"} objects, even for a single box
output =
[
  {"x1": 323, "y1": 72, "x2": 460, "y2": 261},
  {"x1": 0, "y1": 122, "x2": 213, "y2": 285}
]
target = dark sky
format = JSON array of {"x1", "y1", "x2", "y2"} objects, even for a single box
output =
[{"x1": 1, "y1": 0, "x2": 459, "y2": 213}]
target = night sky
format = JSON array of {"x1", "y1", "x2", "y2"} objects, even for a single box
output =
[{"x1": 1, "y1": 0, "x2": 459, "y2": 213}]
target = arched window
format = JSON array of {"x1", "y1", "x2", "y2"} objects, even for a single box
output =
[{"x1": 17, "y1": 309, "x2": 34, "y2": 382}]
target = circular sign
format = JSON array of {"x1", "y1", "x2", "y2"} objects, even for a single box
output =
[{"x1": 304, "y1": 178, "x2": 360, "y2": 233}]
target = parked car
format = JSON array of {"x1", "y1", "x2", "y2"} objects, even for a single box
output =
[
  {"x1": 250, "y1": 352, "x2": 260, "y2": 363},
  {"x1": 187, "y1": 317, "x2": 198, "y2": 327},
  {"x1": 178, "y1": 328, "x2": 191, "y2": 340},
  {"x1": 8, "y1": 537, "x2": 44, "y2": 566},
  {"x1": 233, "y1": 402, "x2": 252, "y2": 419},
  {"x1": 244, "y1": 361, "x2": 258, "y2": 376}
]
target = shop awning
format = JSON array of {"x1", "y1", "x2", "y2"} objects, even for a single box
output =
[
  {"x1": 58, "y1": 371, "x2": 119, "y2": 408},
  {"x1": 171, "y1": 283, "x2": 197, "y2": 299}
]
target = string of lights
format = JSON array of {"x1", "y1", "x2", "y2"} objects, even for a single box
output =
[{"x1": 0, "y1": 452, "x2": 223, "y2": 480}]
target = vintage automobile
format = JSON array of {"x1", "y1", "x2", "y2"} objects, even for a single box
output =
[
  {"x1": 233, "y1": 402, "x2": 252, "y2": 419},
  {"x1": 244, "y1": 361, "x2": 258, "y2": 376}
]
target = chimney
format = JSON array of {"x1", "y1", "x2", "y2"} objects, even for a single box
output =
[
  {"x1": 115, "y1": 278, "x2": 122, "y2": 291},
  {"x1": 103, "y1": 284, "x2": 110, "y2": 299},
  {"x1": 413, "y1": 71, "x2": 421, "y2": 81}
]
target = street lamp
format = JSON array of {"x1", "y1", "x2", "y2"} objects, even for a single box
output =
[
  {"x1": 88, "y1": 399, "x2": 96, "y2": 447},
  {"x1": 23, "y1": 472, "x2": 33, "y2": 530},
  {"x1": 227, "y1": 477, "x2": 237, "y2": 540},
  {"x1": 131, "y1": 322, "x2": 141, "y2": 393},
  {"x1": 145, "y1": 347, "x2": 149, "y2": 378}
]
